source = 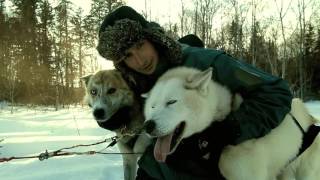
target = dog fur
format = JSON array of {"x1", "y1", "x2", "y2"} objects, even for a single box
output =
[
  {"x1": 81, "y1": 70, "x2": 151, "y2": 180},
  {"x1": 143, "y1": 66, "x2": 320, "y2": 180}
]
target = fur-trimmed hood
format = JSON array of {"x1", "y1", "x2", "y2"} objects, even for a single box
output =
[
  {"x1": 97, "y1": 6, "x2": 181, "y2": 65},
  {"x1": 97, "y1": 6, "x2": 182, "y2": 93}
]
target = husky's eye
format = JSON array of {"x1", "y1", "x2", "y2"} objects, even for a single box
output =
[
  {"x1": 107, "y1": 88, "x2": 116, "y2": 94},
  {"x1": 166, "y1": 100, "x2": 177, "y2": 106},
  {"x1": 90, "y1": 89, "x2": 97, "y2": 96}
]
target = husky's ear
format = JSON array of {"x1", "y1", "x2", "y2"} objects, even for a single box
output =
[
  {"x1": 80, "y1": 74, "x2": 93, "y2": 87},
  {"x1": 185, "y1": 67, "x2": 212, "y2": 94},
  {"x1": 141, "y1": 92, "x2": 150, "y2": 98}
]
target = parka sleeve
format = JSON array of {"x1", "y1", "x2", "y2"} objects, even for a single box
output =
[{"x1": 212, "y1": 52, "x2": 293, "y2": 145}]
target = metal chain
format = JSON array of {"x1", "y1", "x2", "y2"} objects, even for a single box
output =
[{"x1": 0, "y1": 135, "x2": 142, "y2": 163}]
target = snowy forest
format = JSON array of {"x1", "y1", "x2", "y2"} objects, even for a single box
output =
[{"x1": 0, "y1": 0, "x2": 320, "y2": 108}]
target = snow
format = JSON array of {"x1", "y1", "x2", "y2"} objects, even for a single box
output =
[
  {"x1": 0, "y1": 105, "x2": 123, "y2": 180},
  {"x1": 0, "y1": 101, "x2": 319, "y2": 180},
  {"x1": 305, "y1": 100, "x2": 320, "y2": 120}
]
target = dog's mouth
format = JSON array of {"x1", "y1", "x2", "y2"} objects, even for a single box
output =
[
  {"x1": 95, "y1": 106, "x2": 132, "y2": 131},
  {"x1": 154, "y1": 121, "x2": 186, "y2": 162}
]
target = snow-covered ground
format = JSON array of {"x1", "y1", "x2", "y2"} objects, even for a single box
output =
[
  {"x1": 0, "y1": 105, "x2": 123, "y2": 180},
  {"x1": 0, "y1": 101, "x2": 319, "y2": 180}
]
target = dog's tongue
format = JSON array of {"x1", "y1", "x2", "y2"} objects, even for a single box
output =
[{"x1": 154, "y1": 133, "x2": 173, "y2": 162}]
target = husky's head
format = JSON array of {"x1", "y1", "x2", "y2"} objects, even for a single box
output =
[
  {"x1": 143, "y1": 67, "x2": 213, "y2": 162},
  {"x1": 81, "y1": 70, "x2": 135, "y2": 131}
]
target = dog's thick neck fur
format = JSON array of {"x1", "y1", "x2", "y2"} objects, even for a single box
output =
[{"x1": 115, "y1": 96, "x2": 145, "y2": 135}]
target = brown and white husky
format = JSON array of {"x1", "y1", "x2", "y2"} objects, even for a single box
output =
[{"x1": 81, "y1": 70, "x2": 151, "y2": 180}]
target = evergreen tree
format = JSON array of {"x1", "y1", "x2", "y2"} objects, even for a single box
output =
[
  {"x1": 83, "y1": 0, "x2": 124, "y2": 49},
  {"x1": 54, "y1": 0, "x2": 74, "y2": 105},
  {"x1": 226, "y1": 20, "x2": 244, "y2": 58},
  {"x1": 10, "y1": 0, "x2": 39, "y2": 102},
  {"x1": 304, "y1": 23, "x2": 315, "y2": 95},
  {"x1": 70, "y1": 7, "x2": 85, "y2": 88},
  {"x1": 310, "y1": 28, "x2": 320, "y2": 96},
  {"x1": 36, "y1": 0, "x2": 55, "y2": 104},
  {"x1": 0, "y1": 0, "x2": 8, "y2": 100}
]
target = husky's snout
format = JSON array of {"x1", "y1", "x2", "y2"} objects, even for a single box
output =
[
  {"x1": 144, "y1": 120, "x2": 156, "y2": 134},
  {"x1": 93, "y1": 108, "x2": 105, "y2": 120}
]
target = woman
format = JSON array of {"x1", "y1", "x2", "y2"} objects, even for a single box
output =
[{"x1": 97, "y1": 6, "x2": 293, "y2": 180}]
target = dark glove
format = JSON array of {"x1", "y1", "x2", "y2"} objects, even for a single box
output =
[
  {"x1": 137, "y1": 119, "x2": 240, "y2": 180},
  {"x1": 137, "y1": 145, "x2": 215, "y2": 180},
  {"x1": 136, "y1": 167, "x2": 158, "y2": 180},
  {"x1": 169, "y1": 119, "x2": 239, "y2": 159},
  {"x1": 165, "y1": 120, "x2": 239, "y2": 179}
]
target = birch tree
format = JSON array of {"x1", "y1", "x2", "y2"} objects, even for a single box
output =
[{"x1": 274, "y1": 0, "x2": 292, "y2": 79}]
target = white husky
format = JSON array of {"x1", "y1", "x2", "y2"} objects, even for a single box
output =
[{"x1": 143, "y1": 67, "x2": 320, "y2": 180}]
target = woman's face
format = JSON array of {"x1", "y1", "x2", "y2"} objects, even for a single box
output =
[{"x1": 123, "y1": 39, "x2": 159, "y2": 75}]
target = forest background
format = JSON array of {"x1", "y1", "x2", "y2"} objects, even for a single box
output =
[{"x1": 0, "y1": 0, "x2": 319, "y2": 108}]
